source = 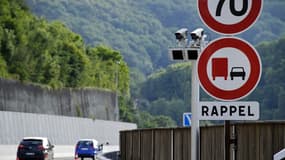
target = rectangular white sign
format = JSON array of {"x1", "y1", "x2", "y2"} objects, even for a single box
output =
[{"x1": 199, "y1": 101, "x2": 259, "y2": 120}]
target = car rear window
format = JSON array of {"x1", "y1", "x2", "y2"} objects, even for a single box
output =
[
  {"x1": 21, "y1": 139, "x2": 43, "y2": 146},
  {"x1": 231, "y1": 67, "x2": 244, "y2": 72},
  {"x1": 233, "y1": 68, "x2": 243, "y2": 72},
  {"x1": 77, "y1": 141, "x2": 93, "y2": 147}
]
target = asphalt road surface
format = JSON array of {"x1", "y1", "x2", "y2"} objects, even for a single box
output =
[
  {"x1": 0, "y1": 145, "x2": 118, "y2": 160},
  {"x1": 55, "y1": 158, "x2": 98, "y2": 160},
  {"x1": 55, "y1": 158, "x2": 95, "y2": 160}
]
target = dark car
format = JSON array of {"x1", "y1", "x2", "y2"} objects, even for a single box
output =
[
  {"x1": 230, "y1": 67, "x2": 246, "y2": 80},
  {"x1": 75, "y1": 139, "x2": 99, "y2": 160},
  {"x1": 17, "y1": 137, "x2": 54, "y2": 160}
]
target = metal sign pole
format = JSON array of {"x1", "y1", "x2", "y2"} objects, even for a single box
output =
[
  {"x1": 224, "y1": 120, "x2": 231, "y2": 160},
  {"x1": 169, "y1": 27, "x2": 205, "y2": 160},
  {"x1": 191, "y1": 60, "x2": 200, "y2": 160}
]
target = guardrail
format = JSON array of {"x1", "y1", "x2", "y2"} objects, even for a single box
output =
[{"x1": 0, "y1": 111, "x2": 137, "y2": 145}]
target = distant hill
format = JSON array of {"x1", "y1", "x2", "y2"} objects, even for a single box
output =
[{"x1": 25, "y1": 0, "x2": 285, "y2": 77}]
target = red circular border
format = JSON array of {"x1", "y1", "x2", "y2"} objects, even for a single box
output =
[
  {"x1": 198, "y1": 37, "x2": 261, "y2": 101},
  {"x1": 198, "y1": 0, "x2": 262, "y2": 35}
]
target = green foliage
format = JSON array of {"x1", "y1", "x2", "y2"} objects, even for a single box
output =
[
  {"x1": 119, "y1": 96, "x2": 177, "y2": 128},
  {"x1": 0, "y1": 0, "x2": 130, "y2": 91},
  {"x1": 141, "y1": 63, "x2": 192, "y2": 102},
  {"x1": 25, "y1": 0, "x2": 285, "y2": 79},
  {"x1": 138, "y1": 63, "x2": 192, "y2": 125},
  {"x1": 149, "y1": 98, "x2": 186, "y2": 126},
  {"x1": 0, "y1": 55, "x2": 9, "y2": 78},
  {"x1": 136, "y1": 111, "x2": 176, "y2": 128},
  {"x1": 249, "y1": 35, "x2": 285, "y2": 119},
  {"x1": 26, "y1": 0, "x2": 170, "y2": 76},
  {"x1": 119, "y1": 96, "x2": 137, "y2": 123},
  {"x1": 0, "y1": 0, "x2": 132, "y2": 123}
]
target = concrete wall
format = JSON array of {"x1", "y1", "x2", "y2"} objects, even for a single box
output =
[
  {"x1": 0, "y1": 111, "x2": 137, "y2": 145},
  {"x1": 0, "y1": 78, "x2": 118, "y2": 121}
]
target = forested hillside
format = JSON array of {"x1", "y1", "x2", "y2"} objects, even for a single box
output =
[
  {"x1": 0, "y1": 0, "x2": 177, "y2": 128},
  {"x1": 0, "y1": 0, "x2": 130, "y2": 92},
  {"x1": 251, "y1": 36, "x2": 285, "y2": 119},
  {"x1": 25, "y1": 0, "x2": 285, "y2": 78},
  {"x1": 139, "y1": 63, "x2": 192, "y2": 125},
  {"x1": 25, "y1": 1, "x2": 285, "y2": 125},
  {"x1": 0, "y1": 0, "x2": 134, "y2": 121}
]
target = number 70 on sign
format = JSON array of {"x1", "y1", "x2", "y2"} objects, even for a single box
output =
[{"x1": 198, "y1": 0, "x2": 263, "y2": 35}]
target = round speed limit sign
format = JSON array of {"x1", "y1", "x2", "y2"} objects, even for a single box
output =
[{"x1": 198, "y1": 0, "x2": 263, "y2": 35}]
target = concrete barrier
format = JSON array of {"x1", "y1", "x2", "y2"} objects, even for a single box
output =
[
  {"x1": 0, "y1": 111, "x2": 137, "y2": 145},
  {"x1": 0, "y1": 78, "x2": 118, "y2": 121}
]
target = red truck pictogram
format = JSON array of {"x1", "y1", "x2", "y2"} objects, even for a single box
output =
[{"x1": 212, "y1": 57, "x2": 228, "y2": 80}]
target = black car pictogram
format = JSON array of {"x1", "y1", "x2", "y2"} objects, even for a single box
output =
[{"x1": 230, "y1": 67, "x2": 246, "y2": 80}]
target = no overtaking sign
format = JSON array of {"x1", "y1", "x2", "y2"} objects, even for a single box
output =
[{"x1": 197, "y1": 37, "x2": 262, "y2": 101}]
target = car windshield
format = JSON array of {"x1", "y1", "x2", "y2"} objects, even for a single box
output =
[
  {"x1": 21, "y1": 139, "x2": 42, "y2": 146},
  {"x1": 77, "y1": 141, "x2": 93, "y2": 147},
  {"x1": 232, "y1": 67, "x2": 244, "y2": 72}
]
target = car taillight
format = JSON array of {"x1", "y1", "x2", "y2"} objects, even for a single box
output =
[
  {"x1": 38, "y1": 145, "x2": 45, "y2": 151},
  {"x1": 18, "y1": 145, "x2": 24, "y2": 150}
]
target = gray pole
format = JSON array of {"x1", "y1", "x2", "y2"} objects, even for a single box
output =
[
  {"x1": 115, "y1": 61, "x2": 120, "y2": 121},
  {"x1": 224, "y1": 120, "x2": 230, "y2": 160},
  {"x1": 191, "y1": 35, "x2": 207, "y2": 160},
  {"x1": 170, "y1": 28, "x2": 205, "y2": 160},
  {"x1": 191, "y1": 59, "x2": 200, "y2": 160}
]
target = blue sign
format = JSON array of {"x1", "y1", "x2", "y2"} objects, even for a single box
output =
[{"x1": 183, "y1": 112, "x2": 192, "y2": 127}]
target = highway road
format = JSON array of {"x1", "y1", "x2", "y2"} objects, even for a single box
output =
[
  {"x1": 0, "y1": 145, "x2": 118, "y2": 160},
  {"x1": 55, "y1": 158, "x2": 105, "y2": 160},
  {"x1": 55, "y1": 157, "x2": 102, "y2": 160},
  {"x1": 55, "y1": 158, "x2": 109, "y2": 160},
  {"x1": 55, "y1": 156, "x2": 111, "y2": 160}
]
